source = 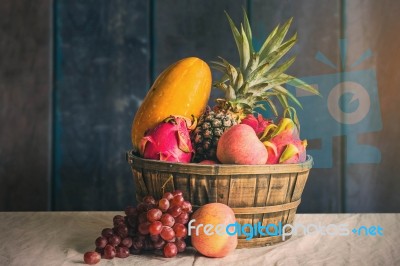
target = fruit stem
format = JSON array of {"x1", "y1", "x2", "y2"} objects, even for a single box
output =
[{"x1": 161, "y1": 175, "x2": 175, "y2": 195}]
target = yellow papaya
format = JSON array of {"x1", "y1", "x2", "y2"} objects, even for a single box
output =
[{"x1": 131, "y1": 57, "x2": 212, "y2": 150}]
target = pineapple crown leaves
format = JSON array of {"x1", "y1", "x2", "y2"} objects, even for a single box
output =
[{"x1": 210, "y1": 9, "x2": 321, "y2": 126}]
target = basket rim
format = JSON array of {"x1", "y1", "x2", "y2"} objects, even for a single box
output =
[{"x1": 126, "y1": 150, "x2": 313, "y2": 175}]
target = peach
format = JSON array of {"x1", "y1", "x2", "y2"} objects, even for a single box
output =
[
  {"x1": 217, "y1": 124, "x2": 268, "y2": 164},
  {"x1": 199, "y1": 160, "x2": 218, "y2": 165},
  {"x1": 190, "y1": 203, "x2": 237, "y2": 258}
]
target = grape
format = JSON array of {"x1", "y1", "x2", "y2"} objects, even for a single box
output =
[
  {"x1": 83, "y1": 251, "x2": 101, "y2": 265},
  {"x1": 114, "y1": 224, "x2": 128, "y2": 238},
  {"x1": 104, "y1": 245, "x2": 116, "y2": 259},
  {"x1": 113, "y1": 215, "x2": 125, "y2": 226},
  {"x1": 175, "y1": 238, "x2": 186, "y2": 253},
  {"x1": 125, "y1": 206, "x2": 138, "y2": 216},
  {"x1": 143, "y1": 238, "x2": 154, "y2": 251},
  {"x1": 101, "y1": 228, "x2": 113, "y2": 238},
  {"x1": 95, "y1": 247, "x2": 104, "y2": 255},
  {"x1": 160, "y1": 213, "x2": 175, "y2": 227},
  {"x1": 90, "y1": 194, "x2": 193, "y2": 261},
  {"x1": 149, "y1": 221, "x2": 163, "y2": 235},
  {"x1": 138, "y1": 212, "x2": 147, "y2": 223},
  {"x1": 138, "y1": 222, "x2": 150, "y2": 235},
  {"x1": 128, "y1": 226, "x2": 137, "y2": 237},
  {"x1": 95, "y1": 236, "x2": 107, "y2": 249},
  {"x1": 181, "y1": 201, "x2": 192, "y2": 213},
  {"x1": 116, "y1": 246, "x2": 130, "y2": 258},
  {"x1": 175, "y1": 212, "x2": 189, "y2": 225},
  {"x1": 172, "y1": 190, "x2": 183, "y2": 197},
  {"x1": 153, "y1": 238, "x2": 166, "y2": 250},
  {"x1": 171, "y1": 195, "x2": 184, "y2": 207},
  {"x1": 136, "y1": 234, "x2": 146, "y2": 242},
  {"x1": 130, "y1": 247, "x2": 141, "y2": 255},
  {"x1": 108, "y1": 235, "x2": 121, "y2": 246},
  {"x1": 143, "y1": 195, "x2": 156, "y2": 205},
  {"x1": 163, "y1": 243, "x2": 178, "y2": 258},
  {"x1": 132, "y1": 237, "x2": 144, "y2": 250},
  {"x1": 172, "y1": 223, "x2": 187, "y2": 238},
  {"x1": 158, "y1": 198, "x2": 170, "y2": 212},
  {"x1": 120, "y1": 237, "x2": 133, "y2": 248},
  {"x1": 137, "y1": 202, "x2": 148, "y2": 212},
  {"x1": 127, "y1": 215, "x2": 137, "y2": 228},
  {"x1": 147, "y1": 208, "x2": 162, "y2": 222},
  {"x1": 168, "y1": 206, "x2": 182, "y2": 218},
  {"x1": 163, "y1": 192, "x2": 174, "y2": 200},
  {"x1": 150, "y1": 234, "x2": 160, "y2": 242},
  {"x1": 160, "y1": 226, "x2": 175, "y2": 241}
]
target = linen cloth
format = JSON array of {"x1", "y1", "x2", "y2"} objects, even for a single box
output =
[{"x1": 0, "y1": 212, "x2": 398, "y2": 266}]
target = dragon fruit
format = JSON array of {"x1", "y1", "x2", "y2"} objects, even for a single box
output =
[
  {"x1": 240, "y1": 113, "x2": 273, "y2": 136},
  {"x1": 139, "y1": 116, "x2": 195, "y2": 163},
  {"x1": 263, "y1": 118, "x2": 307, "y2": 164}
]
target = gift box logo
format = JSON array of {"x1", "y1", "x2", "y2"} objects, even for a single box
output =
[{"x1": 288, "y1": 39, "x2": 382, "y2": 168}]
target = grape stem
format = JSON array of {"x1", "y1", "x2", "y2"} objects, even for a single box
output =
[{"x1": 161, "y1": 175, "x2": 174, "y2": 195}]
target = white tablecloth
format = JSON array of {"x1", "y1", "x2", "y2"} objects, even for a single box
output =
[{"x1": 0, "y1": 212, "x2": 399, "y2": 265}]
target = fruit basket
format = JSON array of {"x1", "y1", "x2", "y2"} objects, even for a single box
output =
[{"x1": 127, "y1": 150, "x2": 313, "y2": 248}]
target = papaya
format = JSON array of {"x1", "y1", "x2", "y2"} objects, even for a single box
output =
[{"x1": 131, "y1": 57, "x2": 212, "y2": 150}]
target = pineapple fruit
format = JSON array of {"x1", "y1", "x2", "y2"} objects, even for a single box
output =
[{"x1": 191, "y1": 10, "x2": 319, "y2": 162}]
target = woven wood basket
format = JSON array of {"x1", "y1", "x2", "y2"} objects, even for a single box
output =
[{"x1": 126, "y1": 150, "x2": 313, "y2": 248}]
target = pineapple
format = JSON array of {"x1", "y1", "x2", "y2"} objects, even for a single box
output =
[
  {"x1": 192, "y1": 107, "x2": 237, "y2": 161},
  {"x1": 192, "y1": 10, "x2": 319, "y2": 162}
]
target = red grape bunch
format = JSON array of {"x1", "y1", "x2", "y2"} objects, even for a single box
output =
[{"x1": 83, "y1": 190, "x2": 193, "y2": 264}]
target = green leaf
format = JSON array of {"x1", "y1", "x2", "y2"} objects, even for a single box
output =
[
  {"x1": 273, "y1": 85, "x2": 303, "y2": 109},
  {"x1": 265, "y1": 56, "x2": 296, "y2": 79},
  {"x1": 277, "y1": 94, "x2": 289, "y2": 109},
  {"x1": 210, "y1": 64, "x2": 226, "y2": 73},
  {"x1": 225, "y1": 11, "x2": 243, "y2": 70},
  {"x1": 266, "y1": 99, "x2": 279, "y2": 117},
  {"x1": 259, "y1": 17, "x2": 294, "y2": 60},
  {"x1": 247, "y1": 61, "x2": 271, "y2": 82},
  {"x1": 245, "y1": 52, "x2": 260, "y2": 78},
  {"x1": 248, "y1": 82, "x2": 270, "y2": 94},
  {"x1": 284, "y1": 75, "x2": 321, "y2": 96},
  {"x1": 219, "y1": 74, "x2": 230, "y2": 83},
  {"x1": 240, "y1": 25, "x2": 251, "y2": 72},
  {"x1": 235, "y1": 72, "x2": 244, "y2": 90},
  {"x1": 259, "y1": 34, "x2": 297, "y2": 67},
  {"x1": 259, "y1": 24, "x2": 279, "y2": 57},
  {"x1": 283, "y1": 107, "x2": 300, "y2": 131},
  {"x1": 214, "y1": 82, "x2": 228, "y2": 93},
  {"x1": 238, "y1": 82, "x2": 249, "y2": 95},
  {"x1": 251, "y1": 74, "x2": 294, "y2": 90},
  {"x1": 242, "y1": 8, "x2": 253, "y2": 53}
]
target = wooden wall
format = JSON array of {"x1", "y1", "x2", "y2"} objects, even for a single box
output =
[
  {"x1": 1, "y1": 0, "x2": 399, "y2": 212},
  {"x1": 0, "y1": 0, "x2": 51, "y2": 210}
]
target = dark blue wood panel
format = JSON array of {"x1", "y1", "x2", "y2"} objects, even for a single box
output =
[
  {"x1": 345, "y1": 0, "x2": 400, "y2": 212},
  {"x1": 153, "y1": 0, "x2": 247, "y2": 102},
  {"x1": 0, "y1": 0, "x2": 51, "y2": 211},
  {"x1": 251, "y1": 0, "x2": 342, "y2": 212},
  {"x1": 53, "y1": 0, "x2": 150, "y2": 210}
]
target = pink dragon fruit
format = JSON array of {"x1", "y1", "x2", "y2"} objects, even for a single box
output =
[
  {"x1": 139, "y1": 116, "x2": 194, "y2": 163},
  {"x1": 263, "y1": 118, "x2": 307, "y2": 164},
  {"x1": 240, "y1": 113, "x2": 273, "y2": 136}
]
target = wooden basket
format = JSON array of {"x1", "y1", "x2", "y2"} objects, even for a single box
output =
[{"x1": 126, "y1": 150, "x2": 313, "y2": 248}]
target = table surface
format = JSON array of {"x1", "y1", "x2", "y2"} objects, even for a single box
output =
[{"x1": 0, "y1": 212, "x2": 399, "y2": 266}]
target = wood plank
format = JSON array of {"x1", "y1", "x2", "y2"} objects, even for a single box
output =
[
  {"x1": 53, "y1": 0, "x2": 150, "y2": 210},
  {"x1": 344, "y1": 0, "x2": 400, "y2": 212},
  {"x1": 251, "y1": 0, "x2": 342, "y2": 212},
  {"x1": 227, "y1": 175, "x2": 257, "y2": 239},
  {"x1": 252, "y1": 174, "x2": 270, "y2": 238},
  {"x1": 0, "y1": 0, "x2": 51, "y2": 211}
]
